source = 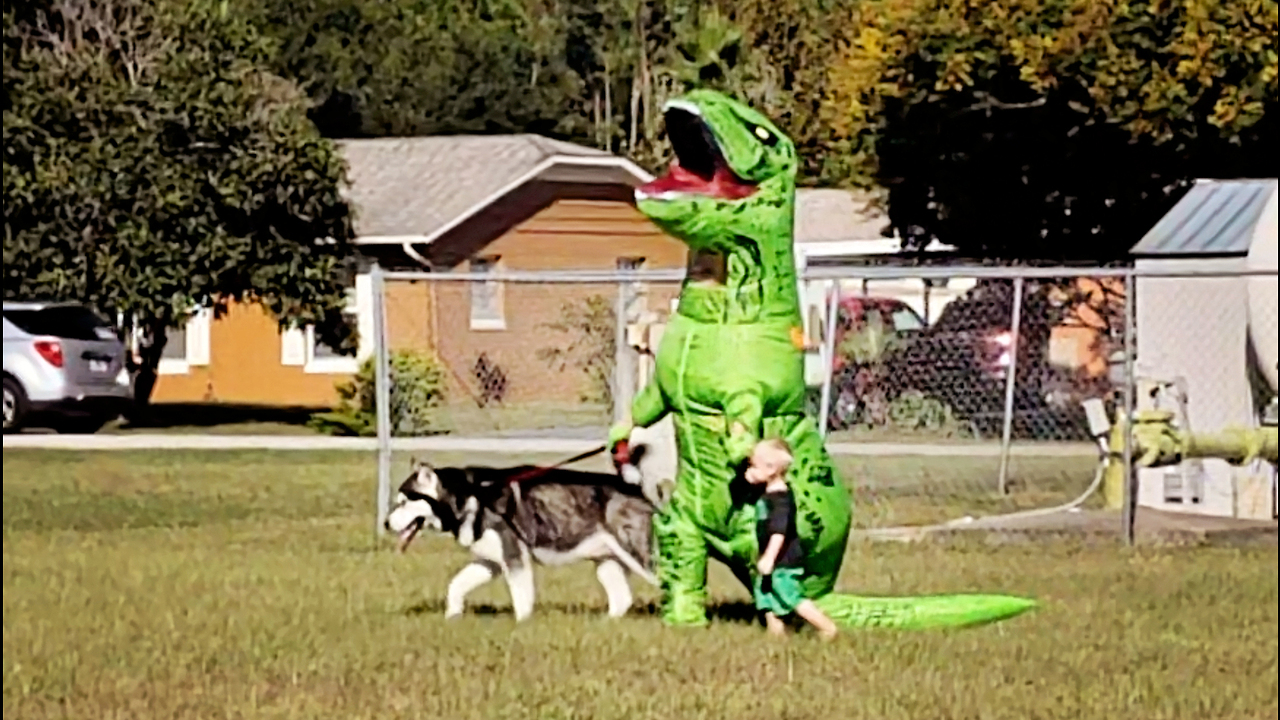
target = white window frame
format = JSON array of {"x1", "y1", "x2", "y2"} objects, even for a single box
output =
[
  {"x1": 280, "y1": 274, "x2": 373, "y2": 374},
  {"x1": 128, "y1": 308, "x2": 210, "y2": 376},
  {"x1": 618, "y1": 256, "x2": 649, "y2": 323},
  {"x1": 469, "y1": 255, "x2": 506, "y2": 331}
]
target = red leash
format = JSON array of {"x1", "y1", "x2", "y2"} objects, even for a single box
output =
[{"x1": 504, "y1": 443, "x2": 616, "y2": 486}]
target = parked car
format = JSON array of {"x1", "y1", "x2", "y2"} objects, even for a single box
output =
[
  {"x1": 2, "y1": 301, "x2": 133, "y2": 434},
  {"x1": 822, "y1": 284, "x2": 1061, "y2": 434},
  {"x1": 822, "y1": 296, "x2": 928, "y2": 428},
  {"x1": 880, "y1": 281, "x2": 1060, "y2": 435}
]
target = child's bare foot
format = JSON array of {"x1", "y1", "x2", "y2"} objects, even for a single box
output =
[{"x1": 765, "y1": 612, "x2": 787, "y2": 637}]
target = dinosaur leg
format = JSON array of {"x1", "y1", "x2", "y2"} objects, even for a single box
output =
[
  {"x1": 652, "y1": 493, "x2": 711, "y2": 627},
  {"x1": 655, "y1": 413, "x2": 749, "y2": 626}
]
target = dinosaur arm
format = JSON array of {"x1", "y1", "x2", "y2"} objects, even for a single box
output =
[
  {"x1": 632, "y1": 379, "x2": 670, "y2": 429},
  {"x1": 609, "y1": 379, "x2": 670, "y2": 451}
]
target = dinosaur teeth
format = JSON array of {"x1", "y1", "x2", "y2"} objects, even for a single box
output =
[{"x1": 635, "y1": 188, "x2": 683, "y2": 202}]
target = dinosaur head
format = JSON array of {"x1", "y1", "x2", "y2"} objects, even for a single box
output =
[{"x1": 635, "y1": 89, "x2": 798, "y2": 256}]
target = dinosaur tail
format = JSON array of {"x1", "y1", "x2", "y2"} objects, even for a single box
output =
[{"x1": 811, "y1": 592, "x2": 1037, "y2": 630}]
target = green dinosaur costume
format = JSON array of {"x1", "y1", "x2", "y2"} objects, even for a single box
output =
[{"x1": 609, "y1": 90, "x2": 1036, "y2": 630}]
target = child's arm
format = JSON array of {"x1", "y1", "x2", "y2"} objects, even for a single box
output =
[{"x1": 757, "y1": 534, "x2": 785, "y2": 575}]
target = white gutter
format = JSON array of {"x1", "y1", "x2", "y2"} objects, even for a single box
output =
[{"x1": 355, "y1": 235, "x2": 433, "y2": 245}]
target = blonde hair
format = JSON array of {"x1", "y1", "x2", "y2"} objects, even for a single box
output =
[{"x1": 755, "y1": 437, "x2": 794, "y2": 470}]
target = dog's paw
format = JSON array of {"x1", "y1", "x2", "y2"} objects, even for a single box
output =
[{"x1": 619, "y1": 463, "x2": 644, "y2": 486}]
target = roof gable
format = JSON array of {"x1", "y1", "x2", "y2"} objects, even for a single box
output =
[
  {"x1": 795, "y1": 188, "x2": 889, "y2": 243},
  {"x1": 338, "y1": 135, "x2": 648, "y2": 240}
]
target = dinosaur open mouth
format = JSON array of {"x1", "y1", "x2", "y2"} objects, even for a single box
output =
[{"x1": 636, "y1": 106, "x2": 757, "y2": 202}]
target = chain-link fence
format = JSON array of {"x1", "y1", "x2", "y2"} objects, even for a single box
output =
[
  {"x1": 368, "y1": 263, "x2": 1278, "y2": 544},
  {"x1": 373, "y1": 269, "x2": 684, "y2": 438}
]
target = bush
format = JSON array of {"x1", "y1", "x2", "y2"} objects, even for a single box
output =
[
  {"x1": 309, "y1": 350, "x2": 447, "y2": 436},
  {"x1": 536, "y1": 295, "x2": 615, "y2": 405},
  {"x1": 885, "y1": 391, "x2": 973, "y2": 438}
]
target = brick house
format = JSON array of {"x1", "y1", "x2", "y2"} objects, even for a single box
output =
[{"x1": 150, "y1": 135, "x2": 686, "y2": 409}]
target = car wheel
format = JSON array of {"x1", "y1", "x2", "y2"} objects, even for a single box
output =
[
  {"x1": 54, "y1": 416, "x2": 109, "y2": 435},
  {"x1": 2, "y1": 377, "x2": 29, "y2": 433},
  {"x1": 831, "y1": 388, "x2": 861, "y2": 430}
]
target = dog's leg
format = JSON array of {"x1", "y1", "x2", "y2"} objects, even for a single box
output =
[
  {"x1": 504, "y1": 548, "x2": 536, "y2": 622},
  {"x1": 446, "y1": 562, "x2": 496, "y2": 619},
  {"x1": 456, "y1": 496, "x2": 481, "y2": 547},
  {"x1": 595, "y1": 559, "x2": 633, "y2": 618}
]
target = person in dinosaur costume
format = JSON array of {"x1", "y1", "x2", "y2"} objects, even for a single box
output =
[{"x1": 608, "y1": 89, "x2": 1037, "y2": 630}]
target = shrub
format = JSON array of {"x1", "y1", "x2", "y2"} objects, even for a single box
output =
[
  {"x1": 885, "y1": 390, "x2": 973, "y2": 438},
  {"x1": 309, "y1": 350, "x2": 447, "y2": 436},
  {"x1": 536, "y1": 295, "x2": 615, "y2": 405}
]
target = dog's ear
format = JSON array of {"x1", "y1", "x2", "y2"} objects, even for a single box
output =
[{"x1": 414, "y1": 464, "x2": 443, "y2": 497}]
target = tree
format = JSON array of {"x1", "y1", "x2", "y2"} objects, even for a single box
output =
[
  {"x1": 3, "y1": 0, "x2": 357, "y2": 404},
  {"x1": 824, "y1": 0, "x2": 1277, "y2": 259},
  {"x1": 243, "y1": 0, "x2": 582, "y2": 139},
  {"x1": 238, "y1": 0, "x2": 865, "y2": 186}
]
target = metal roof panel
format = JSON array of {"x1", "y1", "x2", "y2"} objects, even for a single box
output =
[{"x1": 1131, "y1": 179, "x2": 1278, "y2": 257}]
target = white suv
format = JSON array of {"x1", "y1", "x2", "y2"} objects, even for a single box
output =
[{"x1": 2, "y1": 301, "x2": 133, "y2": 434}]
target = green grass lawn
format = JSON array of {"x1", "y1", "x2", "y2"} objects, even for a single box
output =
[{"x1": 3, "y1": 450, "x2": 1276, "y2": 720}]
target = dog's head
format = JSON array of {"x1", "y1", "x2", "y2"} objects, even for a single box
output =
[{"x1": 385, "y1": 459, "x2": 462, "y2": 553}]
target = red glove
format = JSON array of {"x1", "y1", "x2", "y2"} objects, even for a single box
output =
[{"x1": 612, "y1": 439, "x2": 631, "y2": 467}]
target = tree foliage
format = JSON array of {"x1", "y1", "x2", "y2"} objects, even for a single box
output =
[
  {"x1": 239, "y1": 0, "x2": 859, "y2": 181},
  {"x1": 824, "y1": 0, "x2": 1278, "y2": 259},
  {"x1": 3, "y1": 0, "x2": 356, "y2": 400}
]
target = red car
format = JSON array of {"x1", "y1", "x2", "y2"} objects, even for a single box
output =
[{"x1": 822, "y1": 290, "x2": 1040, "y2": 432}]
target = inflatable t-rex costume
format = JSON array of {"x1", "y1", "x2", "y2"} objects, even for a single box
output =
[{"x1": 609, "y1": 89, "x2": 1036, "y2": 629}]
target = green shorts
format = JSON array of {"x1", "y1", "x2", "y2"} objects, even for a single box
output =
[{"x1": 753, "y1": 567, "x2": 807, "y2": 617}]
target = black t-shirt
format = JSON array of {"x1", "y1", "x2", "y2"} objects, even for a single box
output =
[{"x1": 756, "y1": 487, "x2": 804, "y2": 570}]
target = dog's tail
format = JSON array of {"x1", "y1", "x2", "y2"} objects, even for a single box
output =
[
  {"x1": 600, "y1": 533, "x2": 660, "y2": 587},
  {"x1": 811, "y1": 591, "x2": 1037, "y2": 630}
]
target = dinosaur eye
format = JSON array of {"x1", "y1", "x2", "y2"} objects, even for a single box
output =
[{"x1": 753, "y1": 125, "x2": 775, "y2": 145}]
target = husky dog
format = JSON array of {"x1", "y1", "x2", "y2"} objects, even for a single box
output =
[{"x1": 385, "y1": 457, "x2": 665, "y2": 621}]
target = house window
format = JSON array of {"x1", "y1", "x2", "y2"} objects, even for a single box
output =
[
  {"x1": 280, "y1": 274, "x2": 373, "y2": 374},
  {"x1": 470, "y1": 255, "x2": 505, "y2": 330},
  {"x1": 142, "y1": 309, "x2": 210, "y2": 376},
  {"x1": 617, "y1": 257, "x2": 646, "y2": 272},
  {"x1": 617, "y1": 257, "x2": 648, "y2": 322},
  {"x1": 304, "y1": 306, "x2": 360, "y2": 373},
  {"x1": 161, "y1": 325, "x2": 187, "y2": 361}
]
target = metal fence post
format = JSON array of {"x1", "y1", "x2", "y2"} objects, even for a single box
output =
[
  {"x1": 996, "y1": 276, "x2": 1025, "y2": 495},
  {"x1": 1121, "y1": 269, "x2": 1138, "y2": 546},
  {"x1": 372, "y1": 263, "x2": 392, "y2": 541},
  {"x1": 817, "y1": 281, "x2": 841, "y2": 439},
  {"x1": 614, "y1": 274, "x2": 636, "y2": 426}
]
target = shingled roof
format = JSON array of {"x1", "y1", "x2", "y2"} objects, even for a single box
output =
[
  {"x1": 795, "y1": 188, "x2": 890, "y2": 242},
  {"x1": 338, "y1": 135, "x2": 651, "y2": 242}
]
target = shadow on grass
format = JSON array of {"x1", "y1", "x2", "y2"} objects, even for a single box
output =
[
  {"x1": 404, "y1": 598, "x2": 762, "y2": 625},
  {"x1": 119, "y1": 402, "x2": 326, "y2": 430}
]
